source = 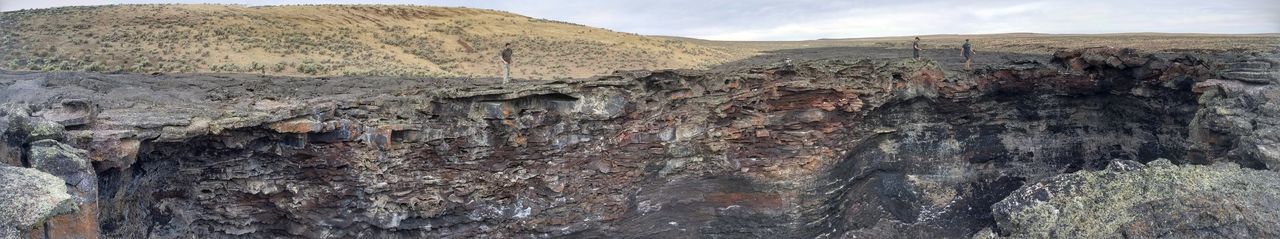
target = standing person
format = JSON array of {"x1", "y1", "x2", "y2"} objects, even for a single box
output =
[
  {"x1": 500, "y1": 43, "x2": 514, "y2": 83},
  {"x1": 912, "y1": 37, "x2": 922, "y2": 59},
  {"x1": 962, "y1": 39, "x2": 974, "y2": 70}
]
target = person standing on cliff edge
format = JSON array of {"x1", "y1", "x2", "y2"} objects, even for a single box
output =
[
  {"x1": 962, "y1": 39, "x2": 974, "y2": 70},
  {"x1": 912, "y1": 37, "x2": 922, "y2": 60},
  {"x1": 500, "y1": 43, "x2": 514, "y2": 83}
]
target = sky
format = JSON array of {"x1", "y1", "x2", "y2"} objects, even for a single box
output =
[{"x1": 1, "y1": 0, "x2": 1277, "y2": 41}]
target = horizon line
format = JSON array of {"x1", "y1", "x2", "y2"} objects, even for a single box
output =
[{"x1": 4, "y1": 3, "x2": 1278, "y2": 42}]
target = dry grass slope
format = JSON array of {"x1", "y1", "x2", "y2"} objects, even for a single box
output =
[
  {"x1": 0, "y1": 4, "x2": 746, "y2": 79},
  {"x1": 1, "y1": 4, "x2": 1274, "y2": 79}
]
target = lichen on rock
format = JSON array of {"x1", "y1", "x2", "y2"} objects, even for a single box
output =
[
  {"x1": 0, "y1": 166, "x2": 76, "y2": 237},
  {"x1": 992, "y1": 159, "x2": 1280, "y2": 238}
]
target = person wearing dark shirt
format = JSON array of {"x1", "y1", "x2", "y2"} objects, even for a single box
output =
[
  {"x1": 912, "y1": 37, "x2": 922, "y2": 59},
  {"x1": 962, "y1": 39, "x2": 974, "y2": 70},
  {"x1": 500, "y1": 43, "x2": 513, "y2": 83}
]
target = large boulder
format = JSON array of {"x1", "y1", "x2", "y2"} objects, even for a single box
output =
[
  {"x1": 0, "y1": 104, "x2": 32, "y2": 166},
  {"x1": 28, "y1": 140, "x2": 98, "y2": 239},
  {"x1": 991, "y1": 159, "x2": 1280, "y2": 238},
  {"x1": 0, "y1": 104, "x2": 67, "y2": 167},
  {"x1": 25, "y1": 119, "x2": 64, "y2": 143},
  {"x1": 0, "y1": 166, "x2": 76, "y2": 238},
  {"x1": 28, "y1": 140, "x2": 93, "y2": 188}
]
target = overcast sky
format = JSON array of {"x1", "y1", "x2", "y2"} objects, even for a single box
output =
[{"x1": 2, "y1": 0, "x2": 1277, "y2": 40}]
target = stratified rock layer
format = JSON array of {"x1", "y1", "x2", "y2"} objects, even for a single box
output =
[
  {"x1": 1189, "y1": 53, "x2": 1280, "y2": 169},
  {"x1": 0, "y1": 48, "x2": 1275, "y2": 238}
]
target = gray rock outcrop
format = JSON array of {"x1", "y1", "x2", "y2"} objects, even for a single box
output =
[
  {"x1": 0, "y1": 166, "x2": 75, "y2": 238},
  {"x1": 992, "y1": 160, "x2": 1280, "y2": 238}
]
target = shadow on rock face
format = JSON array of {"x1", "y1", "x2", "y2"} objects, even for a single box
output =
[
  {"x1": 579, "y1": 175, "x2": 796, "y2": 238},
  {"x1": 803, "y1": 52, "x2": 1206, "y2": 237}
]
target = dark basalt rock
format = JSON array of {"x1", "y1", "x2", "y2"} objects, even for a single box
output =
[{"x1": 0, "y1": 48, "x2": 1275, "y2": 238}]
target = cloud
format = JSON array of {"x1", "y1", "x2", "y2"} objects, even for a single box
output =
[
  {"x1": 969, "y1": 1, "x2": 1048, "y2": 19},
  {"x1": 692, "y1": 0, "x2": 1278, "y2": 40}
]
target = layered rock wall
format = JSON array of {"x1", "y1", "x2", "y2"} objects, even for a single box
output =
[{"x1": 0, "y1": 48, "x2": 1275, "y2": 238}]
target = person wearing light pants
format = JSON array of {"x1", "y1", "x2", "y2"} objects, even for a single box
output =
[{"x1": 500, "y1": 43, "x2": 514, "y2": 83}]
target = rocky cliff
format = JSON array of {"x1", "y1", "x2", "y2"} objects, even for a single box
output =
[{"x1": 0, "y1": 48, "x2": 1276, "y2": 238}]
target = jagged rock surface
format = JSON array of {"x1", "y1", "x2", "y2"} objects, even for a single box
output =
[
  {"x1": 0, "y1": 166, "x2": 76, "y2": 238},
  {"x1": 27, "y1": 139, "x2": 99, "y2": 239},
  {"x1": 0, "y1": 48, "x2": 1275, "y2": 238},
  {"x1": 1189, "y1": 53, "x2": 1280, "y2": 170},
  {"x1": 990, "y1": 160, "x2": 1280, "y2": 238}
]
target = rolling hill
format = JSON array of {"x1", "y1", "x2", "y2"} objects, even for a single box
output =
[
  {"x1": 0, "y1": 4, "x2": 1275, "y2": 79},
  {"x1": 0, "y1": 4, "x2": 747, "y2": 79}
]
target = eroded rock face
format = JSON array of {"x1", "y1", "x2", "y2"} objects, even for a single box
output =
[
  {"x1": 809, "y1": 48, "x2": 1215, "y2": 238},
  {"x1": 0, "y1": 48, "x2": 1275, "y2": 238},
  {"x1": 991, "y1": 160, "x2": 1280, "y2": 238},
  {"x1": 28, "y1": 140, "x2": 98, "y2": 239},
  {"x1": 1189, "y1": 53, "x2": 1280, "y2": 169}
]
